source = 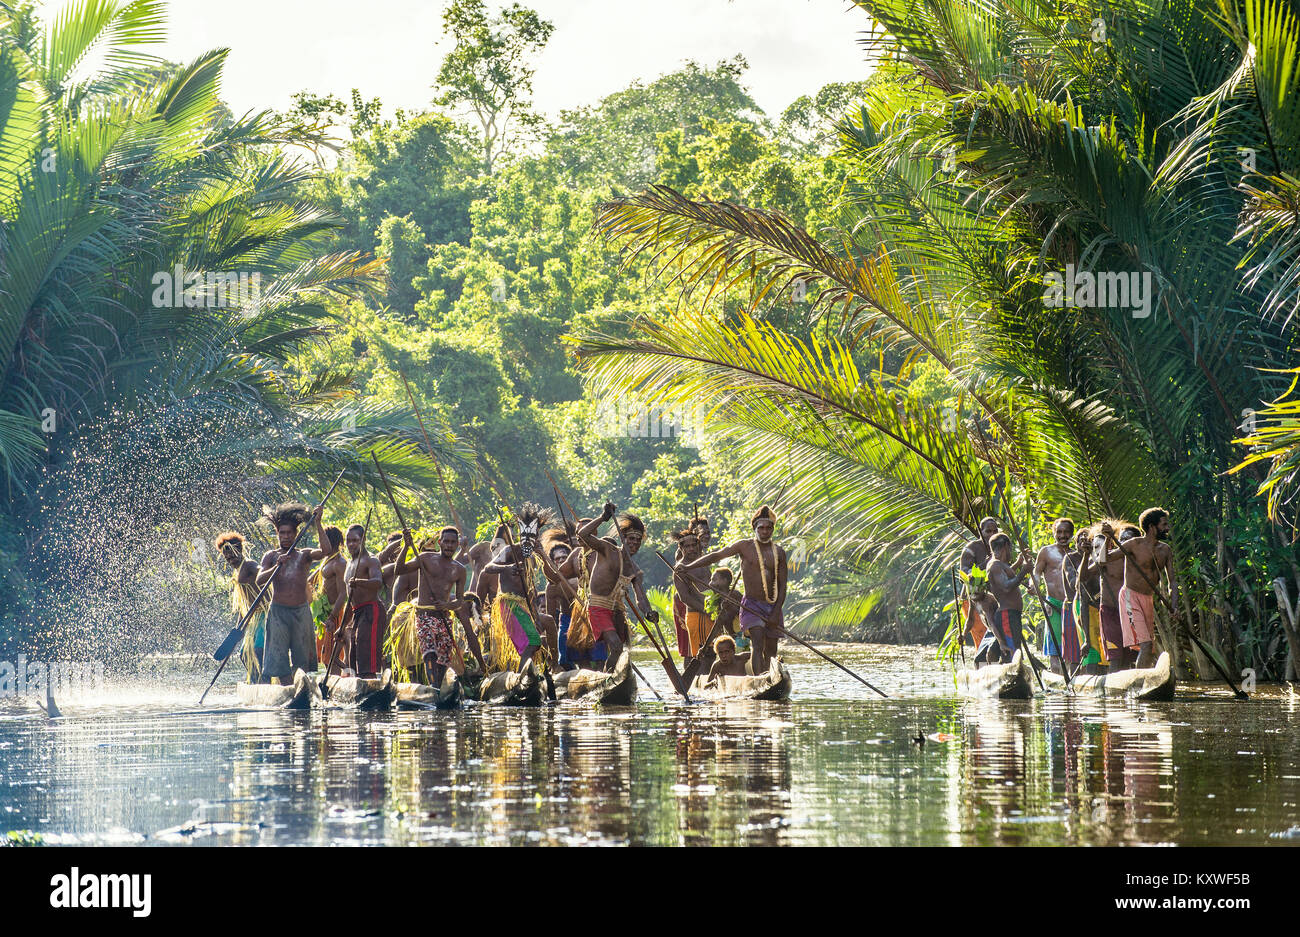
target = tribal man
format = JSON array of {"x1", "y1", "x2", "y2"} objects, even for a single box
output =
[
  {"x1": 482, "y1": 505, "x2": 553, "y2": 672},
  {"x1": 254, "y1": 503, "x2": 331, "y2": 683},
  {"x1": 341, "y1": 524, "x2": 385, "y2": 678},
  {"x1": 314, "y1": 525, "x2": 347, "y2": 673},
  {"x1": 960, "y1": 517, "x2": 1000, "y2": 650},
  {"x1": 1103, "y1": 509, "x2": 1179, "y2": 670},
  {"x1": 395, "y1": 525, "x2": 467, "y2": 688},
  {"x1": 1033, "y1": 518, "x2": 1081, "y2": 674},
  {"x1": 216, "y1": 531, "x2": 267, "y2": 681},
  {"x1": 1069, "y1": 527, "x2": 1107, "y2": 675},
  {"x1": 977, "y1": 533, "x2": 1030, "y2": 663},
  {"x1": 681, "y1": 505, "x2": 787, "y2": 675},
  {"x1": 671, "y1": 525, "x2": 713, "y2": 666},
  {"x1": 540, "y1": 529, "x2": 579, "y2": 669},
  {"x1": 576, "y1": 504, "x2": 659, "y2": 669},
  {"x1": 1093, "y1": 520, "x2": 1139, "y2": 671}
]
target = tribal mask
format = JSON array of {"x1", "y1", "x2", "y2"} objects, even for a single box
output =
[{"x1": 514, "y1": 502, "x2": 554, "y2": 562}]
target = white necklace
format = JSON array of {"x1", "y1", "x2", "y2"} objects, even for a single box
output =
[{"x1": 754, "y1": 537, "x2": 778, "y2": 603}]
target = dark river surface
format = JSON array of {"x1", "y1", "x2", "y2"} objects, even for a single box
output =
[{"x1": 2, "y1": 644, "x2": 1299, "y2": 846}]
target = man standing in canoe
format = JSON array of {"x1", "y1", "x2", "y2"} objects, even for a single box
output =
[
  {"x1": 1103, "y1": 509, "x2": 1179, "y2": 670},
  {"x1": 1094, "y1": 520, "x2": 1139, "y2": 670},
  {"x1": 540, "y1": 528, "x2": 579, "y2": 668},
  {"x1": 979, "y1": 533, "x2": 1030, "y2": 662},
  {"x1": 1033, "y1": 518, "x2": 1081, "y2": 674},
  {"x1": 254, "y1": 503, "x2": 332, "y2": 683},
  {"x1": 959, "y1": 517, "x2": 1000, "y2": 649},
  {"x1": 216, "y1": 531, "x2": 267, "y2": 681},
  {"x1": 576, "y1": 504, "x2": 659, "y2": 670},
  {"x1": 395, "y1": 525, "x2": 466, "y2": 688},
  {"x1": 671, "y1": 525, "x2": 713, "y2": 667},
  {"x1": 340, "y1": 523, "x2": 385, "y2": 678},
  {"x1": 482, "y1": 505, "x2": 553, "y2": 672},
  {"x1": 681, "y1": 505, "x2": 788, "y2": 675},
  {"x1": 1069, "y1": 527, "x2": 1107, "y2": 675},
  {"x1": 314, "y1": 525, "x2": 347, "y2": 671}
]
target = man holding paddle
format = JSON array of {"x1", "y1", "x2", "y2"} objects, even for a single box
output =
[
  {"x1": 1101, "y1": 509, "x2": 1180, "y2": 670},
  {"x1": 255, "y1": 503, "x2": 333, "y2": 683},
  {"x1": 575, "y1": 503, "x2": 659, "y2": 671},
  {"x1": 395, "y1": 525, "x2": 467, "y2": 688},
  {"x1": 680, "y1": 505, "x2": 788, "y2": 675},
  {"x1": 340, "y1": 524, "x2": 385, "y2": 678}
]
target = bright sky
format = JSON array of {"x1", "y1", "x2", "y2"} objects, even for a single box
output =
[{"x1": 90, "y1": 0, "x2": 870, "y2": 121}]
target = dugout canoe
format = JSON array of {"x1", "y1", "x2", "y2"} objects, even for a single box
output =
[
  {"x1": 394, "y1": 677, "x2": 463, "y2": 710},
  {"x1": 551, "y1": 648, "x2": 637, "y2": 705},
  {"x1": 956, "y1": 648, "x2": 1033, "y2": 700},
  {"x1": 477, "y1": 663, "x2": 545, "y2": 706},
  {"x1": 236, "y1": 669, "x2": 320, "y2": 709},
  {"x1": 687, "y1": 656, "x2": 792, "y2": 702},
  {"x1": 316, "y1": 669, "x2": 397, "y2": 710},
  {"x1": 1039, "y1": 650, "x2": 1175, "y2": 701}
]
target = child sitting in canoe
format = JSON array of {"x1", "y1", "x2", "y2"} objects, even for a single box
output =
[{"x1": 706, "y1": 635, "x2": 750, "y2": 682}]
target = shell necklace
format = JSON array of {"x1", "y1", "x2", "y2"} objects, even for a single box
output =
[{"x1": 754, "y1": 537, "x2": 778, "y2": 603}]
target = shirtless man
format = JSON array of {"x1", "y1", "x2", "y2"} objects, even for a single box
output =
[
  {"x1": 671, "y1": 526, "x2": 713, "y2": 665},
  {"x1": 554, "y1": 518, "x2": 608, "y2": 670},
  {"x1": 396, "y1": 526, "x2": 466, "y2": 688},
  {"x1": 1069, "y1": 528, "x2": 1106, "y2": 674},
  {"x1": 540, "y1": 532, "x2": 579, "y2": 668},
  {"x1": 978, "y1": 533, "x2": 1030, "y2": 663},
  {"x1": 576, "y1": 504, "x2": 659, "y2": 669},
  {"x1": 960, "y1": 517, "x2": 1000, "y2": 649},
  {"x1": 314, "y1": 525, "x2": 347, "y2": 672},
  {"x1": 340, "y1": 524, "x2": 385, "y2": 677},
  {"x1": 482, "y1": 505, "x2": 553, "y2": 672},
  {"x1": 379, "y1": 532, "x2": 417, "y2": 608},
  {"x1": 216, "y1": 531, "x2": 266, "y2": 679},
  {"x1": 1033, "y1": 518, "x2": 1077, "y2": 674},
  {"x1": 254, "y1": 503, "x2": 332, "y2": 683},
  {"x1": 681, "y1": 505, "x2": 787, "y2": 675},
  {"x1": 1093, "y1": 520, "x2": 1139, "y2": 671},
  {"x1": 1102, "y1": 508, "x2": 1178, "y2": 669}
]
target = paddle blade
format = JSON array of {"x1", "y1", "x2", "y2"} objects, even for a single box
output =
[
  {"x1": 661, "y1": 658, "x2": 690, "y2": 701},
  {"x1": 213, "y1": 627, "x2": 243, "y2": 662}
]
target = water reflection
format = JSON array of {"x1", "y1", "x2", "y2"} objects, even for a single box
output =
[{"x1": 1, "y1": 646, "x2": 1298, "y2": 846}]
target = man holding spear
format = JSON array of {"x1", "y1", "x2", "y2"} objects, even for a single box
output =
[
  {"x1": 575, "y1": 503, "x2": 660, "y2": 669},
  {"x1": 254, "y1": 502, "x2": 334, "y2": 683}
]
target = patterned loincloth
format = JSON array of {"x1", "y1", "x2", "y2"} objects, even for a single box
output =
[{"x1": 416, "y1": 607, "x2": 457, "y2": 668}]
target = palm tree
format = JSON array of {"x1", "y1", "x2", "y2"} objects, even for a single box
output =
[
  {"x1": 574, "y1": 0, "x2": 1300, "y2": 678},
  {"x1": 0, "y1": 1, "x2": 470, "y2": 653}
]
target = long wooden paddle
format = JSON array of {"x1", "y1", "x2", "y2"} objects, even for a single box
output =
[
  {"x1": 398, "y1": 368, "x2": 464, "y2": 535},
  {"x1": 949, "y1": 567, "x2": 967, "y2": 665},
  {"x1": 200, "y1": 467, "x2": 347, "y2": 704},
  {"x1": 1102, "y1": 529, "x2": 1247, "y2": 699}
]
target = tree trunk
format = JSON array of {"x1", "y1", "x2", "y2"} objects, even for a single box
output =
[{"x1": 1271, "y1": 577, "x2": 1300, "y2": 682}]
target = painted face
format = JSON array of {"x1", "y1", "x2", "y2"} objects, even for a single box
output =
[
  {"x1": 550, "y1": 546, "x2": 570, "y2": 567},
  {"x1": 980, "y1": 519, "x2": 999, "y2": 541},
  {"x1": 346, "y1": 528, "x2": 363, "y2": 558},
  {"x1": 277, "y1": 523, "x2": 297, "y2": 551},
  {"x1": 754, "y1": 519, "x2": 775, "y2": 543},
  {"x1": 1054, "y1": 521, "x2": 1074, "y2": 547},
  {"x1": 440, "y1": 531, "x2": 459, "y2": 557},
  {"x1": 623, "y1": 529, "x2": 644, "y2": 554}
]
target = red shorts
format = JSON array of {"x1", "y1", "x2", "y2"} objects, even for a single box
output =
[{"x1": 589, "y1": 605, "x2": 617, "y2": 639}]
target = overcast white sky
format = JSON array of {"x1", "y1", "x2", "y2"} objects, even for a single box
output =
[{"x1": 63, "y1": 0, "x2": 871, "y2": 120}]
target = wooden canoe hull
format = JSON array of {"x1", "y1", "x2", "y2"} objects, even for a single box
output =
[
  {"x1": 317, "y1": 670, "x2": 396, "y2": 710},
  {"x1": 688, "y1": 657, "x2": 792, "y2": 701},
  {"x1": 1040, "y1": 651, "x2": 1175, "y2": 700},
  {"x1": 477, "y1": 665, "x2": 544, "y2": 706},
  {"x1": 551, "y1": 648, "x2": 637, "y2": 705},
  {"x1": 394, "y1": 679, "x2": 463, "y2": 710},
  {"x1": 237, "y1": 669, "x2": 319, "y2": 709},
  {"x1": 957, "y1": 648, "x2": 1033, "y2": 700}
]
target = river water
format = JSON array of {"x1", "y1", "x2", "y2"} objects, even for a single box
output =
[{"x1": 2, "y1": 644, "x2": 1298, "y2": 846}]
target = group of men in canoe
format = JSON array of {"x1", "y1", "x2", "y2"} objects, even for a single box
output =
[
  {"x1": 959, "y1": 507, "x2": 1178, "y2": 675},
  {"x1": 213, "y1": 496, "x2": 791, "y2": 692}
]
